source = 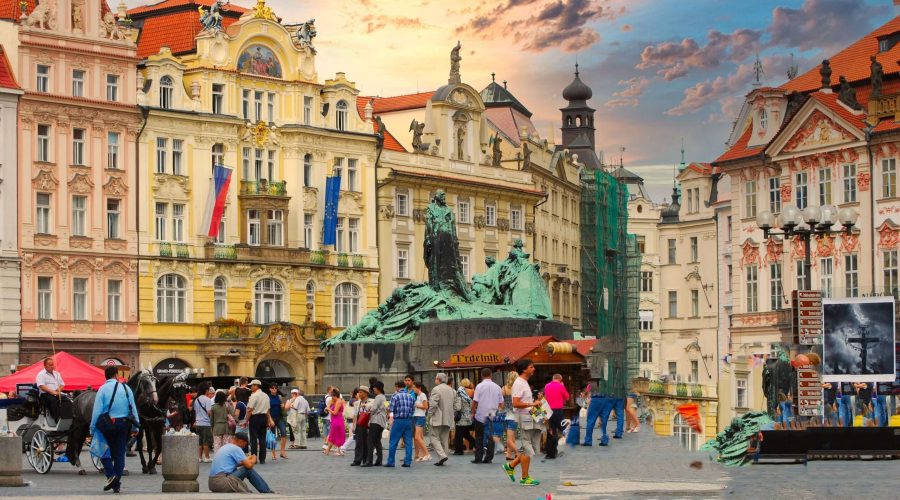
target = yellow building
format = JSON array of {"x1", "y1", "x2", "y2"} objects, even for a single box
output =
[{"x1": 129, "y1": 1, "x2": 379, "y2": 392}]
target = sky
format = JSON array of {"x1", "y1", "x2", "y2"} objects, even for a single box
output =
[{"x1": 125, "y1": 0, "x2": 898, "y2": 202}]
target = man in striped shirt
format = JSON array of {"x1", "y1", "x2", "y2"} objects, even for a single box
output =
[{"x1": 385, "y1": 380, "x2": 415, "y2": 467}]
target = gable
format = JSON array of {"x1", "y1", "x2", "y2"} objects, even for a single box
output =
[
  {"x1": 782, "y1": 110, "x2": 856, "y2": 153},
  {"x1": 766, "y1": 94, "x2": 866, "y2": 159}
]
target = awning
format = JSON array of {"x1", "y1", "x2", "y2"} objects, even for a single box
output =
[
  {"x1": 440, "y1": 336, "x2": 586, "y2": 369},
  {"x1": 0, "y1": 351, "x2": 107, "y2": 392}
]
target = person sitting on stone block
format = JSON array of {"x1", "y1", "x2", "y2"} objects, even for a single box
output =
[{"x1": 208, "y1": 431, "x2": 274, "y2": 494}]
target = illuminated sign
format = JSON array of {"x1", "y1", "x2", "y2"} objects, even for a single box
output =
[{"x1": 449, "y1": 353, "x2": 501, "y2": 364}]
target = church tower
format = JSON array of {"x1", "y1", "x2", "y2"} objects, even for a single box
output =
[{"x1": 560, "y1": 64, "x2": 599, "y2": 169}]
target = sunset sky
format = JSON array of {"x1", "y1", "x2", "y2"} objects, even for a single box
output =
[{"x1": 125, "y1": 0, "x2": 898, "y2": 201}]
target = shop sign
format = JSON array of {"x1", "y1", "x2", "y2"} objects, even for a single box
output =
[
  {"x1": 101, "y1": 358, "x2": 123, "y2": 366},
  {"x1": 450, "y1": 353, "x2": 501, "y2": 364},
  {"x1": 797, "y1": 366, "x2": 822, "y2": 416},
  {"x1": 153, "y1": 358, "x2": 190, "y2": 378}
]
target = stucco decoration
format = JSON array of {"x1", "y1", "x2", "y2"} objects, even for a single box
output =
[
  {"x1": 524, "y1": 222, "x2": 535, "y2": 235},
  {"x1": 251, "y1": 0, "x2": 276, "y2": 20},
  {"x1": 103, "y1": 176, "x2": 128, "y2": 196},
  {"x1": 740, "y1": 240, "x2": 760, "y2": 267},
  {"x1": 32, "y1": 170, "x2": 59, "y2": 191},
  {"x1": 780, "y1": 182, "x2": 792, "y2": 202},
  {"x1": 237, "y1": 45, "x2": 282, "y2": 78},
  {"x1": 378, "y1": 204, "x2": 395, "y2": 220},
  {"x1": 815, "y1": 234, "x2": 835, "y2": 257},
  {"x1": 68, "y1": 172, "x2": 94, "y2": 194},
  {"x1": 100, "y1": 10, "x2": 126, "y2": 40},
  {"x1": 259, "y1": 323, "x2": 296, "y2": 353},
  {"x1": 764, "y1": 238, "x2": 783, "y2": 264},
  {"x1": 858, "y1": 171, "x2": 870, "y2": 192},
  {"x1": 877, "y1": 221, "x2": 900, "y2": 250},
  {"x1": 791, "y1": 235, "x2": 806, "y2": 260},
  {"x1": 293, "y1": 19, "x2": 317, "y2": 53},
  {"x1": 782, "y1": 110, "x2": 853, "y2": 153},
  {"x1": 24, "y1": 0, "x2": 56, "y2": 30},
  {"x1": 840, "y1": 233, "x2": 859, "y2": 254}
]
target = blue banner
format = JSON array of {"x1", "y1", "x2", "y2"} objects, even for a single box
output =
[{"x1": 322, "y1": 175, "x2": 341, "y2": 246}]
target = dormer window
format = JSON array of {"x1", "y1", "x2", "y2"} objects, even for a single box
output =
[
  {"x1": 336, "y1": 100, "x2": 348, "y2": 131},
  {"x1": 159, "y1": 75, "x2": 173, "y2": 109},
  {"x1": 758, "y1": 109, "x2": 768, "y2": 130}
]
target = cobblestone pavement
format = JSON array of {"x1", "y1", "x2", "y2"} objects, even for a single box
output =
[{"x1": 4, "y1": 422, "x2": 898, "y2": 499}]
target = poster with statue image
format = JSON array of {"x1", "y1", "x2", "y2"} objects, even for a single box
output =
[{"x1": 822, "y1": 296, "x2": 896, "y2": 383}]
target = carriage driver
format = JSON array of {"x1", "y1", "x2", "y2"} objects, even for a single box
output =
[{"x1": 36, "y1": 357, "x2": 65, "y2": 423}]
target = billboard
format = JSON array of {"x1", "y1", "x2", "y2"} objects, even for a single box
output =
[{"x1": 823, "y1": 296, "x2": 896, "y2": 383}]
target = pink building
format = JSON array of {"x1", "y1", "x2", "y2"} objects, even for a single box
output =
[{"x1": 9, "y1": 0, "x2": 141, "y2": 367}]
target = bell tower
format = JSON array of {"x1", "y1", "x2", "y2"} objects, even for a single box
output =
[{"x1": 560, "y1": 63, "x2": 599, "y2": 169}]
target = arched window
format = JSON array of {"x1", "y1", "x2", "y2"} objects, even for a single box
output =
[
  {"x1": 211, "y1": 143, "x2": 224, "y2": 168},
  {"x1": 576, "y1": 116, "x2": 583, "y2": 127},
  {"x1": 335, "y1": 100, "x2": 348, "y2": 131},
  {"x1": 334, "y1": 282, "x2": 360, "y2": 327},
  {"x1": 306, "y1": 280, "x2": 316, "y2": 321},
  {"x1": 758, "y1": 109, "x2": 768, "y2": 130},
  {"x1": 254, "y1": 278, "x2": 283, "y2": 324},
  {"x1": 159, "y1": 75, "x2": 174, "y2": 109},
  {"x1": 673, "y1": 414, "x2": 699, "y2": 451},
  {"x1": 214, "y1": 276, "x2": 227, "y2": 320},
  {"x1": 566, "y1": 116, "x2": 573, "y2": 126},
  {"x1": 157, "y1": 274, "x2": 186, "y2": 322},
  {"x1": 303, "y1": 153, "x2": 313, "y2": 187}
]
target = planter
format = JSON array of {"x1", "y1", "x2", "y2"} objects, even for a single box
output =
[
  {"x1": 311, "y1": 250, "x2": 326, "y2": 265},
  {"x1": 0, "y1": 436, "x2": 24, "y2": 487},
  {"x1": 691, "y1": 384, "x2": 703, "y2": 398},
  {"x1": 676, "y1": 383, "x2": 688, "y2": 397},
  {"x1": 648, "y1": 380, "x2": 665, "y2": 394},
  {"x1": 352, "y1": 254, "x2": 365, "y2": 267},
  {"x1": 161, "y1": 434, "x2": 199, "y2": 492},
  {"x1": 337, "y1": 253, "x2": 349, "y2": 267}
]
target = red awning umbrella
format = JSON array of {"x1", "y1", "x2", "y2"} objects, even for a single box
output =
[{"x1": 0, "y1": 352, "x2": 107, "y2": 392}]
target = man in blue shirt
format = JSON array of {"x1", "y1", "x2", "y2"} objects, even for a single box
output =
[
  {"x1": 208, "y1": 431, "x2": 273, "y2": 493},
  {"x1": 90, "y1": 366, "x2": 140, "y2": 493},
  {"x1": 385, "y1": 380, "x2": 415, "y2": 467}
]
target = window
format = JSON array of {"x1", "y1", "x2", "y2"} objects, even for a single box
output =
[
  {"x1": 335, "y1": 100, "x2": 348, "y2": 131},
  {"x1": 758, "y1": 109, "x2": 767, "y2": 130},
  {"x1": 668, "y1": 361, "x2": 677, "y2": 380},
  {"x1": 107, "y1": 280, "x2": 121, "y2": 322},
  {"x1": 348, "y1": 218, "x2": 359, "y2": 253},
  {"x1": 303, "y1": 96, "x2": 312, "y2": 125},
  {"x1": 36, "y1": 64, "x2": 49, "y2": 92},
  {"x1": 744, "y1": 180, "x2": 757, "y2": 217},
  {"x1": 690, "y1": 237, "x2": 698, "y2": 262},
  {"x1": 640, "y1": 271, "x2": 653, "y2": 292},
  {"x1": 460, "y1": 253, "x2": 470, "y2": 280},
  {"x1": 668, "y1": 291, "x2": 677, "y2": 318},
  {"x1": 691, "y1": 289, "x2": 699, "y2": 317},
  {"x1": 690, "y1": 360, "x2": 699, "y2": 383},
  {"x1": 172, "y1": 139, "x2": 183, "y2": 175},
  {"x1": 254, "y1": 91, "x2": 263, "y2": 121},
  {"x1": 107, "y1": 132, "x2": 120, "y2": 169},
  {"x1": 37, "y1": 277, "x2": 52, "y2": 320},
  {"x1": 819, "y1": 167, "x2": 832, "y2": 205},
  {"x1": 71, "y1": 196, "x2": 86, "y2": 236},
  {"x1": 639, "y1": 311, "x2": 653, "y2": 331},
  {"x1": 254, "y1": 279, "x2": 283, "y2": 324},
  {"x1": 303, "y1": 154, "x2": 313, "y2": 187},
  {"x1": 155, "y1": 203, "x2": 167, "y2": 240},
  {"x1": 396, "y1": 193, "x2": 409, "y2": 216},
  {"x1": 736, "y1": 378, "x2": 748, "y2": 408},
  {"x1": 159, "y1": 75, "x2": 173, "y2": 109},
  {"x1": 73, "y1": 277, "x2": 88, "y2": 321},
  {"x1": 215, "y1": 207, "x2": 226, "y2": 244},
  {"x1": 305, "y1": 281, "x2": 316, "y2": 319},
  {"x1": 156, "y1": 274, "x2": 186, "y2": 323},
  {"x1": 36, "y1": 193, "x2": 51, "y2": 234},
  {"x1": 485, "y1": 204, "x2": 496, "y2": 226},
  {"x1": 254, "y1": 149, "x2": 263, "y2": 180},
  {"x1": 334, "y1": 282, "x2": 360, "y2": 327},
  {"x1": 884, "y1": 250, "x2": 898, "y2": 297},
  {"x1": 267, "y1": 209, "x2": 283, "y2": 246},
  {"x1": 106, "y1": 74, "x2": 119, "y2": 101},
  {"x1": 640, "y1": 341, "x2": 653, "y2": 363},
  {"x1": 674, "y1": 414, "x2": 699, "y2": 451},
  {"x1": 247, "y1": 209, "x2": 260, "y2": 246},
  {"x1": 37, "y1": 124, "x2": 50, "y2": 162},
  {"x1": 845, "y1": 254, "x2": 858, "y2": 297},
  {"x1": 242, "y1": 147, "x2": 251, "y2": 179},
  {"x1": 397, "y1": 247, "x2": 409, "y2": 278},
  {"x1": 769, "y1": 177, "x2": 781, "y2": 213},
  {"x1": 883, "y1": 159, "x2": 897, "y2": 198},
  {"x1": 795, "y1": 172, "x2": 808, "y2": 210},
  {"x1": 304, "y1": 213, "x2": 314, "y2": 248},
  {"x1": 458, "y1": 201, "x2": 470, "y2": 223},
  {"x1": 156, "y1": 138, "x2": 167, "y2": 174},
  {"x1": 210, "y1": 277, "x2": 226, "y2": 320},
  {"x1": 211, "y1": 143, "x2": 224, "y2": 168},
  {"x1": 746, "y1": 265, "x2": 758, "y2": 313},
  {"x1": 267, "y1": 92, "x2": 275, "y2": 122},
  {"x1": 212, "y1": 83, "x2": 224, "y2": 114},
  {"x1": 726, "y1": 216, "x2": 733, "y2": 242},
  {"x1": 72, "y1": 69, "x2": 84, "y2": 97},
  {"x1": 842, "y1": 164, "x2": 857, "y2": 203},
  {"x1": 242, "y1": 89, "x2": 250, "y2": 120},
  {"x1": 510, "y1": 208, "x2": 522, "y2": 230},
  {"x1": 347, "y1": 159, "x2": 358, "y2": 191},
  {"x1": 770, "y1": 263, "x2": 782, "y2": 311},
  {"x1": 797, "y1": 260, "x2": 808, "y2": 291},
  {"x1": 336, "y1": 218, "x2": 345, "y2": 253},
  {"x1": 172, "y1": 204, "x2": 184, "y2": 242},
  {"x1": 820, "y1": 257, "x2": 833, "y2": 298},
  {"x1": 72, "y1": 128, "x2": 85, "y2": 165},
  {"x1": 667, "y1": 239, "x2": 676, "y2": 264},
  {"x1": 727, "y1": 264, "x2": 733, "y2": 292},
  {"x1": 106, "y1": 199, "x2": 120, "y2": 239}
]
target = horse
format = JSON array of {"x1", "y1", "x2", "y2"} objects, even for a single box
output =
[
  {"x1": 127, "y1": 370, "x2": 190, "y2": 474},
  {"x1": 65, "y1": 388, "x2": 97, "y2": 475}
]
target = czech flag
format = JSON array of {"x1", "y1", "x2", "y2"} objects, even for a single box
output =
[
  {"x1": 201, "y1": 164, "x2": 232, "y2": 238},
  {"x1": 322, "y1": 173, "x2": 341, "y2": 246}
]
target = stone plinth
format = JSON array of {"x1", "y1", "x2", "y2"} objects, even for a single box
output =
[
  {"x1": 161, "y1": 435, "x2": 199, "y2": 492},
  {"x1": 324, "y1": 318, "x2": 573, "y2": 390},
  {"x1": 0, "y1": 436, "x2": 24, "y2": 487}
]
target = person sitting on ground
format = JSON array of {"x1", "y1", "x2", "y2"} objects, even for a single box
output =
[{"x1": 208, "y1": 431, "x2": 274, "y2": 494}]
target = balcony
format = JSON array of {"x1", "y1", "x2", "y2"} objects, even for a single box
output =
[
  {"x1": 158, "y1": 242, "x2": 190, "y2": 258},
  {"x1": 240, "y1": 179, "x2": 287, "y2": 197},
  {"x1": 209, "y1": 244, "x2": 237, "y2": 260},
  {"x1": 640, "y1": 379, "x2": 716, "y2": 400},
  {"x1": 206, "y1": 320, "x2": 330, "y2": 341}
]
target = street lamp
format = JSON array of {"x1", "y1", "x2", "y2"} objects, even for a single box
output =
[{"x1": 756, "y1": 204, "x2": 858, "y2": 290}]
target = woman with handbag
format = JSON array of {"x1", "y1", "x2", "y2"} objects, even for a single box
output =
[
  {"x1": 453, "y1": 379, "x2": 477, "y2": 455},
  {"x1": 350, "y1": 386, "x2": 371, "y2": 466}
]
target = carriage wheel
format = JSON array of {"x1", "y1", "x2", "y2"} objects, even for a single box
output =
[
  {"x1": 91, "y1": 452, "x2": 104, "y2": 472},
  {"x1": 29, "y1": 429, "x2": 53, "y2": 474}
]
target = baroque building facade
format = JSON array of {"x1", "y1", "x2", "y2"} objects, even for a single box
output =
[
  {"x1": 129, "y1": 0, "x2": 378, "y2": 392},
  {"x1": 0, "y1": 44, "x2": 22, "y2": 368}
]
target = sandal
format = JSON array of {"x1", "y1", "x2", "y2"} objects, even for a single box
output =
[{"x1": 280, "y1": 453, "x2": 289, "y2": 459}]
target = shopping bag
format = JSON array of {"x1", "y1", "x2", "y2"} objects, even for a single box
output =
[{"x1": 266, "y1": 429, "x2": 276, "y2": 450}]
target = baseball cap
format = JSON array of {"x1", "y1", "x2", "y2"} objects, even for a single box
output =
[
  {"x1": 233, "y1": 431, "x2": 249, "y2": 442},
  {"x1": 291, "y1": 389, "x2": 299, "y2": 394},
  {"x1": 358, "y1": 385, "x2": 369, "y2": 393},
  {"x1": 250, "y1": 379, "x2": 262, "y2": 386}
]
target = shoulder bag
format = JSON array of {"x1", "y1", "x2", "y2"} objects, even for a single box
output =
[{"x1": 96, "y1": 383, "x2": 130, "y2": 434}]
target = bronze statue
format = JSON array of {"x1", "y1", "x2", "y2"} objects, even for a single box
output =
[
  {"x1": 449, "y1": 41, "x2": 462, "y2": 85},
  {"x1": 820, "y1": 59, "x2": 832, "y2": 90},
  {"x1": 423, "y1": 190, "x2": 468, "y2": 297},
  {"x1": 870, "y1": 55, "x2": 883, "y2": 97},
  {"x1": 838, "y1": 75, "x2": 862, "y2": 110}
]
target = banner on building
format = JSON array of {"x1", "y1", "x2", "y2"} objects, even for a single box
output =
[
  {"x1": 322, "y1": 171, "x2": 341, "y2": 246},
  {"x1": 201, "y1": 164, "x2": 233, "y2": 238},
  {"x1": 823, "y1": 296, "x2": 896, "y2": 383}
]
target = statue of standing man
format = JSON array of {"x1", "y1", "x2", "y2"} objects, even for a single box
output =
[
  {"x1": 449, "y1": 41, "x2": 462, "y2": 85},
  {"x1": 424, "y1": 190, "x2": 469, "y2": 297},
  {"x1": 871, "y1": 55, "x2": 884, "y2": 97}
]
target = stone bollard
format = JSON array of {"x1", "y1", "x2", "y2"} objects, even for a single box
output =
[
  {"x1": 161, "y1": 434, "x2": 199, "y2": 493},
  {"x1": 0, "y1": 436, "x2": 24, "y2": 487}
]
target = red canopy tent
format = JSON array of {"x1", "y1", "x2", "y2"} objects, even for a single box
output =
[{"x1": 0, "y1": 351, "x2": 106, "y2": 392}]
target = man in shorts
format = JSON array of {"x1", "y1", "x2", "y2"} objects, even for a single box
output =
[{"x1": 502, "y1": 359, "x2": 542, "y2": 486}]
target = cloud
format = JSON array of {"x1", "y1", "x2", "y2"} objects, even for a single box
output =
[
  {"x1": 767, "y1": 0, "x2": 888, "y2": 53},
  {"x1": 605, "y1": 97, "x2": 638, "y2": 108},
  {"x1": 605, "y1": 76, "x2": 649, "y2": 107},
  {"x1": 360, "y1": 14, "x2": 425, "y2": 33},
  {"x1": 637, "y1": 28, "x2": 762, "y2": 81}
]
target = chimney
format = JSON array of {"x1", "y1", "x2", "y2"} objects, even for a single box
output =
[{"x1": 364, "y1": 99, "x2": 373, "y2": 121}]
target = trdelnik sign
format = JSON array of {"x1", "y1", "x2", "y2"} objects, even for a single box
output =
[
  {"x1": 449, "y1": 353, "x2": 502, "y2": 365},
  {"x1": 153, "y1": 358, "x2": 190, "y2": 378}
]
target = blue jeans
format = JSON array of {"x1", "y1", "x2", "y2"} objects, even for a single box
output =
[
  {"x1": 873, "y1": 395, "x2": 888, "y2": 427},
  {"x1": 583, "y1": 396, "x2": 614, "y2": 445},
  {"x1": 779, "y1": 401, "x2": 793, "y2": 426},
  {"x1": 100, "y1": 419, "x2": 131, "y2": 480},
  {"x1": 321, "y1": 414, "x2": 330, "y2": 437},
  {"x1": 613, "y1": 398, "x2": 625, "y2": 438},
  {"x1": 386, "y1": 418, "x2": 413, "y2": 466},
  {"x1": 837, "y1": 395, "x2": 852, "y2": 427},
  {"x1": 233, "y1": 466, "x2": 271, "y2": 493}
]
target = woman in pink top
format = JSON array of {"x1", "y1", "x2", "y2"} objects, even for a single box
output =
[{"x1": 323, "y1": 388, "x2": 346, "y2": 456}]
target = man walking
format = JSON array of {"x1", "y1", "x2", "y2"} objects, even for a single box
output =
[
  {"x1": 471, "y1": 367, "x2": 502, "y2": 464},
  {"x1": 367, "y1": 381, "x2": 387, "y2": 467},
  {"x1": 90, "y1": 365, "x2": 140, "y2": 493},
  {"x1": 582, "y1": 380, "x2": 615, "y2": 447},
  {"x1": 208, "y1": 431, "x2": 274, "y2": 493},
  {"x1": 246, "y1": 380, "x2": 270, "y2": 463},
  {"x1": 194, "y1": 386, "x2": 214, "y2": 462},
  {"x1": 502, "y1": 359, "x2": 542, "y2": 486},
  {"x1": 543, "y1": 374, "x2": 569, "y2": 459},
  {"x1": 350, "y1": 386, "x2": 371, "y2": 466},
  {"x1": 428, "y1": 372, "x2": 456, "y2": 466},
  {"x1": 385, "y1": 380, "x2": 415, "y2": 468},
  {"x1": 287, "y1": 389, "x2": 309, "y2": 449},
  {"x1": 36, "y1": 357, "x2": 65, "y2": 424}
]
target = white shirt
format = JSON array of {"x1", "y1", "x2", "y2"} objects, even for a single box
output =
[
  {"x1": 247, "y1": 389, "x2": 270, "y2": 415},
  {"x1": 413, "y1": 392, "x2": 427, "y2": 417},
  {"x1": 291, "y1": 395, "x2": 310, "y2": 414},
  {"x1": 36, "y1": 369, "x2": 64, "y2": 394},
  {"x1": 511, "y1": 376, "x2": 533, "y2": 415}
]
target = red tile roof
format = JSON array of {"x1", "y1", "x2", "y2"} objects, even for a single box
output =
[
  {"x1": 484, "y1": 107, "x2": 536, "y2": 148},
  {"x1": 129, "y1": 0, "x2": 247, "y2": 16},
  {"x1": 355, "y1": 97, "x2": 407, "y2": 152},
  {"x1": 133, "y1": 8, "x2": 241, "y2": 58},
  {"x1": 781, "y1": 16, "x2": 900, "y2": 93},
  {"x1": 808, "y1": 92, "x2": 867, "y2": 129},
  {"x1": 368, "y1": 92, "x2": 434, "y2": 114},
  {"x1": 685, "y1": 162, "x2": 712, "y2": 175},
  {"x1": 0, "y1": 45, "x2": 19, "y2": 90},
  {"x1": 714, "y1": 125, "x2": 763, "y2": 164},
  {"x1": 392, "y1": 169, "x2": 546, "y2": 197},
  {"x1": 445, "y1": 336, "x2": 556, "y2": 367},
  {"x1": 0, "y1": 0, "x2": 34, "y2": 20}
]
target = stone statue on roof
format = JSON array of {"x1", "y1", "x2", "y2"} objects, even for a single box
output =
[
  {"x1": 490, "y1": 132, "x2": 503, "y2": 167},
  {"x1": 295, "y1": 18, "x2": 317, "y2": 52},
  {"x1": 870, "y1": 55, "x2": 883, "y2": 97},
  {"x1": 409, "y1": 119, "x2": 426, "y2": 152},
  {"x1": 449, "y1": 41, "x2": 462, "y2": 85},
  {"x1": 838, "y1": 75, "x2": 862, "y2": 110},
  {"x1": 819, "y1": 59, "x2": 832, "y2": 90},
  {"x1": 199, "y1": 0, "x2": 227, "y2": 33}
]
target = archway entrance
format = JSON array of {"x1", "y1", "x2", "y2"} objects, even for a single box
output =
[{"x1": 255, "y1": 359, "x2": 293, "y2": 379}]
